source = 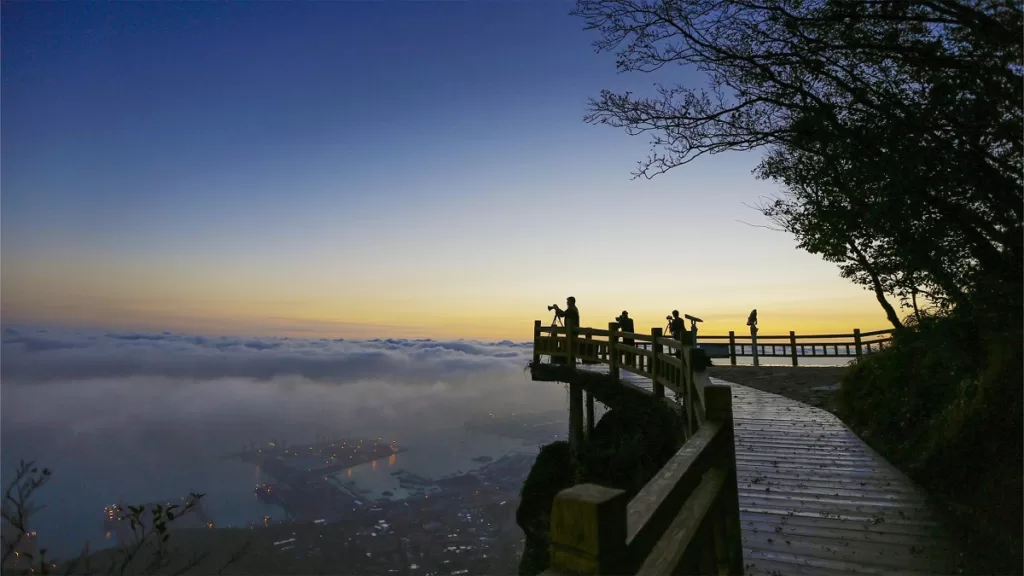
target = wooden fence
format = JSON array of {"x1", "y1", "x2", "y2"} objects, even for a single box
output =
[
  {"x1": 700, "y1": 328, "x2": 894, "y2": 366},
  {"x1": 551, "y1": 324, "x2": 896, "y2": 366},
  {"x1": 533, "y1": 321, "x2": 743, "y2": 575}
]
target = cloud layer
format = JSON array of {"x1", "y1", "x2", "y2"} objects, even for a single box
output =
[
  {"x1": 1, "y1": 326, "x2": 533, "y2": 384},
  {"x1": 0, "y1": 325, "x2": 563, "y2": 558}
]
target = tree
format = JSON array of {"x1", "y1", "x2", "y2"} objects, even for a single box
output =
[{"x1": 571, "y1": 0, "x2": 1022, "y2": 322}]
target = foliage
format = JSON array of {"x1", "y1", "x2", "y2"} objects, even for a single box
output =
[
  {"x1": 1, "y1": 461, "x2": 248, "y2": 576},
  {"x1": 516, "y1": 442, "x2": 575, "y2": 576},
  {"x1": 836, "y1": 313, "x2": 1022, "y2": 574},
  {"x1": 571, "y1": 0, "x2": 1022, "y2": 325}
]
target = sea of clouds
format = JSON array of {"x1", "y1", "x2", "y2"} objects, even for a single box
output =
[
  {"x1": 0, "y1": 325, "x2": 561, "y2": 440},
  {"x1": 1, "y1": 325, "x2": 563, "y2": 555}
]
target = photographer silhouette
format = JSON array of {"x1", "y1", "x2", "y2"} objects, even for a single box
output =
[{"x1": 549, "y1": 296, "x2": 580, "y2": 330}]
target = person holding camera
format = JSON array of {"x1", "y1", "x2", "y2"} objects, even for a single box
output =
[
  {"x1": 667, "y1": 310, "x2": 693, "y2": 360},
  {"x1": 668, "y1": 310, "x2": 686, "y2": 342},
  {"x1": 549, "y1": 296, "x2": 580, "y2": 330},
  {"x1": 616, "y1": 311, "x2": 635, "y2": 345}
]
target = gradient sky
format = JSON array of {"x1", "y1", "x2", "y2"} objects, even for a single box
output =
[{"x1": 1, "y1": 1, "x2": 893, "y2": 340}]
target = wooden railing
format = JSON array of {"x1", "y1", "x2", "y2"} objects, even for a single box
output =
[
  {"x1": 534, "y1": 321, "x2": 894, "y2": 366},
  {"x1": 532, "y1": 322, "x2": 743, "y2": 575},
  {"x1": 532, "y1": 321, "x2": 709, "y2": 434},
  {"x1": 700, "y1": 328, "x2": 894, "y2": 365}
]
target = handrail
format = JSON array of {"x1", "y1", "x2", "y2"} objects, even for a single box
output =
[
  {"x1": 541, "y1": 385, "x2": 743, "y2": 575},
  {"x1": 699, "y1": 330, "x2": 893, "y2": 340},
  {"x1": 635, "y1": 328, "x2": 892, "y2": 367}
]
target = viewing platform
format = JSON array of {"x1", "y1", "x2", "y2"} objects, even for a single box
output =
[{"x1": 530, "y1": 321, "x2": 950, "y2": 576}]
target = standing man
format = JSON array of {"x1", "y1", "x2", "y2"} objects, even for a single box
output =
[
  {"x1": 669, "y1": 310, "x2": 688, "y2": 343},
  {"x1": 616, "y1": 310, "x2": 635, "y2": 368},
  {"x1": 552, "y1": 296, "x2": 580, "y2": 330},
  {"x1": 550, "y1": 297, "x2": 580, "y2": 366},
  {"x1": 669, "y1": 309, "x2": 691, "y2": 360}
]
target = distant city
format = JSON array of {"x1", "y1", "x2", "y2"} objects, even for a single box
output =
[{"x1": 71, "y1": 411, "x2": 568, "y2": 574}]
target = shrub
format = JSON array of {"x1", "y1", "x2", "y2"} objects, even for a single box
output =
[{"x1": 836, "y1": 313, "x2": 1022, "y2": 574}]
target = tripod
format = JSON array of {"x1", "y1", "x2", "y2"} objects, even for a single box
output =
[{"x1": 549, "y1": 310, "x2": 570, "y2": 366}]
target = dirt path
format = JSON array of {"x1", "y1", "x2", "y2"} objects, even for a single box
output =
[{"x1": 707, "y1": 366, "x2": 849, "y2": 411}]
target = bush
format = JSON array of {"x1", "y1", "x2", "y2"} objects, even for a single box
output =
[{"x1": 836, "y1": 312, "x2": 1022, "y2": 575}]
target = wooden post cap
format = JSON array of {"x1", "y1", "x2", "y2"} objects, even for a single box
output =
[{"x1": 549, "y1": 484, "x2": 629, "y2": 574}]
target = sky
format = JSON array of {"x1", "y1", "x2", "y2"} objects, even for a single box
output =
[{"x1": 0, "y1": 1, "x2": 893, "y2": 340}]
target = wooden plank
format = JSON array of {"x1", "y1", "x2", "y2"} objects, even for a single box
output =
[
  {"x1": 860, "y1": 329, "x2": 895, "y2": 337},
  {"x1": 740, "y1": 517, "x2": 944, "y2": 547},
  {"x1": 633, "y1": 467, "x2": 727, "y2": 576},
  {"x1": 616, "y1": 344, "x2": 653, "y2": 358},
  {"x1": 741, "y1": 547, "x2": 936, "y2": 576},
  {"x1": 620, "y1": 332, "x2": 654, "y2": 343},
  {"x1": 713, "y1": 379, "x2": 951, "y2": 575},
  {"x1": 738, "y1": 510, "x2": 947, "y2": 538},
  {"x1": 655, "y1": 336, "x2": 683, "y2": 350},
  {"x1": 737, "y1": 475, "x2": 929, "y2": 497},
  {"x1": 654, "y1": 375, "x2": 683, "y2": 396},
  {"x1": 742, "y1": 527, "x2": 949, "y2": 571},
  {"x1": 659, "y1": 354, "x2": 684, "y2": 369}
]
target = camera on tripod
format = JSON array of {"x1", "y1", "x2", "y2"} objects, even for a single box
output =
[{"x1": 548, "y1": 304, "x2": 559, "y2": 311}]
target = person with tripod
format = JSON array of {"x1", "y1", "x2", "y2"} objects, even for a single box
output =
[
  {"x1": 549, "y1": 296, "x2": 580, "y2": 329},
  {"x1": 548, "y1": 297, "x2": 580, "y2": 365},
  {"x1": 667, "y1": 310, "x2": 691, "y2": 359}
]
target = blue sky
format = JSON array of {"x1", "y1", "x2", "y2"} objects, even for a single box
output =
[{"x1": 1, "y1": 1, "x2": 889, "y2": 339}]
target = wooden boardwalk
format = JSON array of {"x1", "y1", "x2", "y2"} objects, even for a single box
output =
[{"x1": 577, "y1": 364, "x2": 951, "y2": 576}]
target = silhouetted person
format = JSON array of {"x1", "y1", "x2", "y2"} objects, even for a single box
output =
[
  {"x1": 549, "y1": 297, "x2": 579, "y2": 366},
  {"x1": 616, "y1": 311, "x2": 635, "y2": 344},
  {"x1": 669, "y1": 310, "x2": 686, "y2": 342},
  {"x1": 616, "y1": 310, "x2": 636, "y2": 368},
  {"x1": 552, "y1": 296, "x2": 579, "y2": 330},
  {"x1": 669, "y1": 309, "x2": 692, "y2": 360}
]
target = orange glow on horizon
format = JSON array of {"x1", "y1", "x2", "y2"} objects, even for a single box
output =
[{"x1": 1, "y1": 253, "x2": 898, "y2": 339}]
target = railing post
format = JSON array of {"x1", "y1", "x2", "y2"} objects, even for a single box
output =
[
  {"x1": 586, "y1": 392, "x2": 595, "y2": 439},
  {"x1": 651, "y1": 328, "x2": 664, "y2": 398},
  {"x1": 684, "y1": 348, "x2": 696, "y2": 438},
  {"x1": 789, "y1": 330, "x2": 798, "y2": 367},
  {"x1": 704, "y1": 386, "x2": 744, "y2": 575},
  {"x1": 533, "y1": 320, "x2": 542, "y2": 364},
  {"x1": 750, "y1": 324, "x2": 759, "y2": 367},
  {"x1": 728, "y1": 330, "x2": 736, "y2": 366},
  {"x1": 608, "y1": 322, "x2": 620, "y2": 381},
  {"x1": 548, "y1": 484, "x2": 629, "y2": 575},
  {"x1": 585, "y1": 331, "x2": 593, "y2": 362},
  {"x1": 567, "y1": 324, "x2": 577, "y2": 367},
  {"x1": 570, "y1": 382, "x2": 584, "y2": 484},
  {"x1": 853, "y1": 328, "x2": 863, "y2": 358}
]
